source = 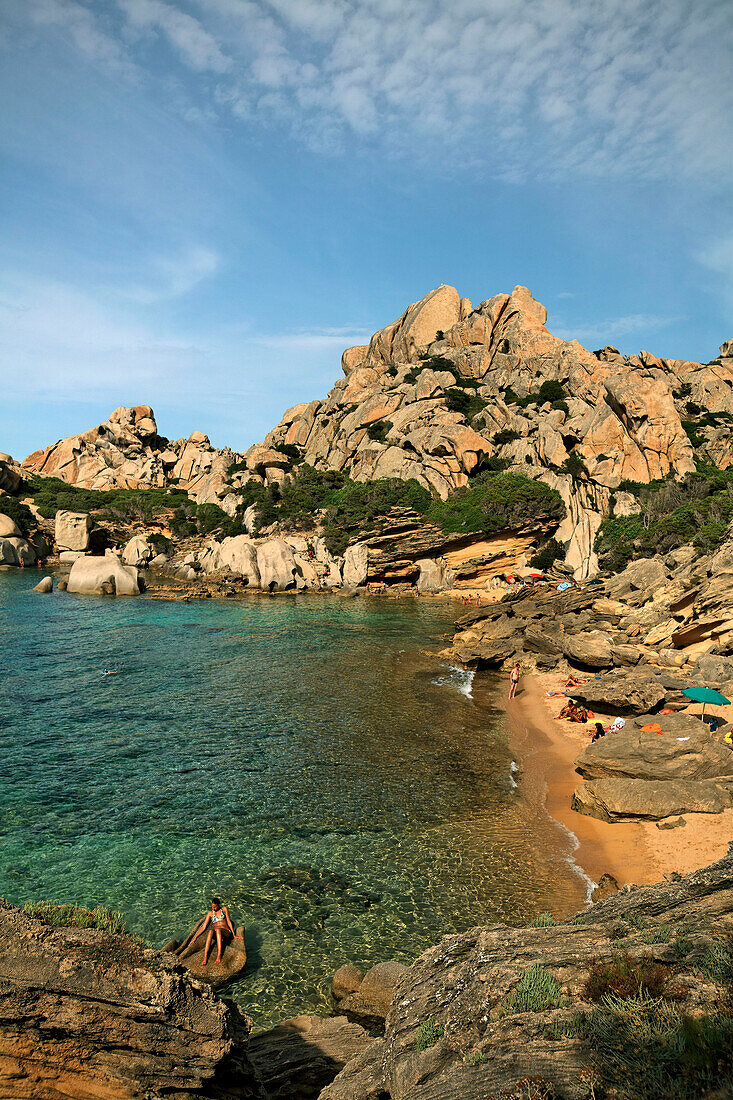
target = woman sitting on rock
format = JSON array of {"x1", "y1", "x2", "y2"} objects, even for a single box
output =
[{"x1": 174, "y1": 897, "x2": 242, "y2": 966}]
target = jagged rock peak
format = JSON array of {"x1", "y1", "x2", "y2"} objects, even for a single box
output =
[{"x1": 22, "y1": 406, "x2": 243, "y2": 516}]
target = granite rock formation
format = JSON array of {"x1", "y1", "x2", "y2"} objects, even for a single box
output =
[
  {"x1": 0, "y1": 899, "x2": 265, "y2": 1099},
  {"x1": 246, "y1": 285, "x2": 733, "y2": 577},
  {"x1": 22, "y1": 405, "x2": 245, "y2": 516},
  {"x1": 17, "y1": 285, "x2": 733, "y2": 580}
]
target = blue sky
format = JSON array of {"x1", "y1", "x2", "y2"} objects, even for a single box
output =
[{"x1": 1, "y1": 0, "x2": 732, "y2": 460}]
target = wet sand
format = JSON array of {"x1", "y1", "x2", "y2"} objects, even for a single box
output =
[{"x1": 508, "y1": 671, "x2": 733, "y2": 890}]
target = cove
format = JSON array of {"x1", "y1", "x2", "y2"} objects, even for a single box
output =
[{"x1": 1, "y1": 572, "x2": 586, "y2": 1027}]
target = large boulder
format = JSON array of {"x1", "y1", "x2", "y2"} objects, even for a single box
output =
[
  {"x1": 570, "y1": 674, "x2": 667, "y2": 715},
  {"x1": 0, "y1": 536, "x2": 35, "y2": 566},
  {"x1": 563, "y1": 630, "x2": 613, "y2": 669},
  {"x1": 416, "y1": 557, "x2": 446, "y2": 594},
  {"x1": 572, "y1": 776, "x2": 733, "y2": 821},
  {"x1": 256, "y1": 539, "x2": 299, "y2": 591},
  {"x1": 343, "y1": 543, "x2": 369, "y2": 588},
  {"x1": 55, "y1": 510, "x2": 93, "y2": 552},
  {"x1": 67, "y1": 555, "x2": 140, "y2": 596},
  {"x1": 121, "y1": 535, "x2": 154, "y2": 567},
  {"x1": 605, "y1": 557, "x2": 669, "y2": 603},
  {"x1": 0, "y1": 513, "x2": 20, "y2": 537},
  {"x1": 334, "y1": 960, "x2": 408, "y2": 1027},
  {"x1": 33, "y1": 576, "x2": 53, "y2": 593},
  {"x1": 217, "y1": 535, "x2": 261, "y2": 586},
  {"x1": 575, "y1": 717, "x2": 733, "y2": 782}
]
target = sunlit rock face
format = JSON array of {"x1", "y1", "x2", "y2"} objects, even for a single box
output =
[{"x1": 20, "y1": 285, "x2": 732, "y2": 578}]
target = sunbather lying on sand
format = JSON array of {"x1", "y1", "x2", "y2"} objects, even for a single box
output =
[{"x1": 174, "y1": 897, "x2": 243, "y2": 965}]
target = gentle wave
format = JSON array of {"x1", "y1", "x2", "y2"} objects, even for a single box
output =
[{"x1": 432, "y1": 664, "x2": 475, "y2": 698}]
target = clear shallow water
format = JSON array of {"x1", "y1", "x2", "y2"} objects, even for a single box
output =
[{"x1": 0, "y1": 572, "x2": 585, "y2": 1027}]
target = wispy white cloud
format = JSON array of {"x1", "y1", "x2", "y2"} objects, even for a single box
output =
[
  {"x1": 15, "y1": 0, "x2": 731, "y2": 183},
  {"x1": 554, "y1": 313, "x2": 676, "y2": 347},
  {"x1": 117, "y1": 0, "x2": 231, "y2": 73},
  {"x1": 120, "y1": 246, "x2": 222, "y2": 303}
]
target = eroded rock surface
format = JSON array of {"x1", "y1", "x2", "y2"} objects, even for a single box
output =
[
  {"x1": 0, "y1": 900, "x2": 265, "y2": 1099},
  {"x1": 322, "y1": 849, "x2": 733, "y2": 1100}
]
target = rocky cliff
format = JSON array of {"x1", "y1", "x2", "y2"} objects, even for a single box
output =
[
  {"x1": 21, "y1": 405, "x2": 246, "y2": 516},
  {"x1": 12, "y1": 286, "x2": 733, "y2": 580},
  {"x1": 245, "y1": 285, "x2": 733, "y2": 577},
  {"x1": 2, "y1": 852, "x2": 732, "y2": 1100}
]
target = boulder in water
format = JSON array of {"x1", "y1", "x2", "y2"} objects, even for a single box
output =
[
  {"x1": 67, "y1": 556, "x2": 140, "y2": 596},
  {"x1": 33, "y1": 576, "x2": 53, "y2": 593},
  {"x1": 162, "y1": 926, "x2": 247, "y2": 990}
]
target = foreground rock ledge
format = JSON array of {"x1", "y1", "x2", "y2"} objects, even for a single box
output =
[{"x1": 0, "y1": 900, "x2": 264, "y2": 1099}]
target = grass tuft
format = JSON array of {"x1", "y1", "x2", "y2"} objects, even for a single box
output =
[
  {"x1": 496, "y1": 965, "x2": 565, "y2": 1017},
  {"x1": 415, "y1": 1015, "x2": 444, "y2": 1051},
  {"x1": 23, "y1": 900, "x2": 127, "y2": 935},
  {"x1": 529, "y1": 912, "x2": 556, "y2": 928}
]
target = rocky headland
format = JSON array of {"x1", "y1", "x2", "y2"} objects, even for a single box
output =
[{"x1": 2, "y1": 850, "x2": 732, "y2": 1099}]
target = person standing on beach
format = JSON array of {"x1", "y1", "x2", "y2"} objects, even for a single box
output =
[{"x1": 509, "y1": 663, "x2": 520, "y2": 700}]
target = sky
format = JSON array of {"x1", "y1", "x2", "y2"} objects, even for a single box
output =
[{"x1": 1, "y1": 0, "x2": 732, "y2": 460}]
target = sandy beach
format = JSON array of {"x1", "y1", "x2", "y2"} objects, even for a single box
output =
[{"x1": 508, "y1": 670, "x2": 733, "y2": 890}]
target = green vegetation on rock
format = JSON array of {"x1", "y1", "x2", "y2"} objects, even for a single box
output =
[
  {"x1": 415, "y1": 1015, "x2": 444, "y2": 1051},
  {"x1": 572, "y1": 992, "x2": 733, "y2": 1100},
  {"x1": 238, "y1": 465, "x2": 565, "y2": 555},
  {"x1": 22, "y1": 476, "x2": 239, "y2": 538},
  {"x1": 496, "y1": 964, "x2": 565, "y2": 1017},
  {"x1": 596, "y1": 464, "x2": 733, "y2": 570},
  {"x1": 431, "y1": 471, "x2": 565, "y2": 537},
  {"x1": 22, "y1": 900, "x2": 127, "y2": 934},
  {"x1": 0, "y1": 493, "x2": 35, "y2": 535}
]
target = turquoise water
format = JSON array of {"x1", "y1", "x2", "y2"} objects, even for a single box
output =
[{"x1": 0, "y1": 571, "x2": 585, "y2": 1027}]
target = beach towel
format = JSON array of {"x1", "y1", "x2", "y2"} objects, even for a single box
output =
[{"x1": 641, "y1": 722, "x2": 664, "y2": 735}]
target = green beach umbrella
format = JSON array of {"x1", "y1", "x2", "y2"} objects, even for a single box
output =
[{"x1": 682, "y1": 686, "x2": 731, "y2": 721}]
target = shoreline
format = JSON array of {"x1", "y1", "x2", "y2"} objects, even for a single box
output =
[{"x1": 507, "y1": 670, "x2": 733, "y2": 891}]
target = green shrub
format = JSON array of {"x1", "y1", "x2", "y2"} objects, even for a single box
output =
[
  {"x1": 595, "y1": 464, "x2": 733, "y2": 571},
  {"x1": 23, "y1": 900, "x2": 127, "y2": 934},
  {"x1": 445, "y1": 387, "x2": 487, "y2": 421},
  {"x1": 430, "y1": 472, "x2": 565, "y2": 537},
  {"x1": 573, "y1": 993, "x2": 733, "y2": 1100},
  {"x1": 682, "y1": 420, "x2": 705, "y2": 447},
  {"x1": 366, "y1": 420, "x2": 393, "y2": 444},
  {"x1": 273, "y1": 442, "x2": 303, "y2": 466},
  {"x1": 515, "y1": 380, "x2": 567, "y2": 409},
  {"x1": 584, "y1": 952, "x2": 668, "y2": 1001},
  {"x1": 496, "y1": 965, "x2": 565, "y2": 1017},
  {"x1": 529, "y1": 912, "x2": 557, "y2": 927},
  {"x1": 227, "y1": 458, "x2": 248, "y2": 475},
  {"x1": 0, "y1": 494, "x2": 34, "y2": 535},
  {"x1": 415, "y1": 1015, "x2": 444, "y2": 1051},
  {"x1": 492, "y1": 428, "x2": 521, "y2": 446},
  {"x1": 528, "y1": 538, "x2": 565, "y2": 571},
  {"x1": 562, "y1": 451, "x2": 588, "y2": 479}
]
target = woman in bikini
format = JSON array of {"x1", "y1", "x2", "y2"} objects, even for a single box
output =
[{"x1": 175, "y1": 897, "x2": 242, "y2": 966}]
